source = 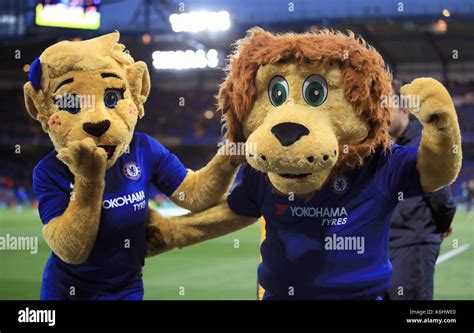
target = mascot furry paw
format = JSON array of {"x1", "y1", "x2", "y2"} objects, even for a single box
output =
[
  {"x1": 24, "y1": 32, "x2": 242, "y2": 300},
  {"x1": 148, "y1": 28, "x2": 462, "y2": 300}
]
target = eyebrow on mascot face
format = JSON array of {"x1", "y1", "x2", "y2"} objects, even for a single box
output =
[
  {"x1": 54, "y1": 78, "x2": 73, "y2": 93},
  {"x1": 53, "y1": 72, "x2": 124, "y2": 93}
]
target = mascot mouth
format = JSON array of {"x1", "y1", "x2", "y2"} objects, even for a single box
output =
[
  {"x1": 99, "y1": 145, "x2": 116, "y2": 160},
  {"x1": 278, "y1": 173, "x2": 312, "y2": 179}
]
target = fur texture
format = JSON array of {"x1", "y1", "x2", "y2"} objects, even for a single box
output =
[
  {"x1": 218, "y1": 28, "x2": 393, "y2": 176},
  {"x1": 401, "y1": 78, "x2": 462, "y2": 192},
  {"x1": 147, "y1": 201, "x2": 255, "y2": 256}
]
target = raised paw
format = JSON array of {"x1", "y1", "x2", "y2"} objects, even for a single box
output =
[
  {"x1": 57, "y1": 137, "x2": 107, "y2": 181},
  {"x1": 400, "y1": 78, "x2": 456, "y2": 126}
]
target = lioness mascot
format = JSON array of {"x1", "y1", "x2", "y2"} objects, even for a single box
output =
[{"x1": 24, "y1": 32, "x2": 242, "y2": 300}]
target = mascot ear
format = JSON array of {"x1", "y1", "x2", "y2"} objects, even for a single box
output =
[
  {"x1": 127, "y1": 61, "x2": 150, "y2": 118},
  {"x1": 23, "y1": 82, "x2": 40, "y2": 120},
  {"x1": 23, "y1": 82, "x2": 49, "y2": 132},
  {"x1": 23, "y1": 56, "x2": 50, "y2": 131}
]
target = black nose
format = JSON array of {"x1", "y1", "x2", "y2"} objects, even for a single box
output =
[
  {"x1": 271, "y1": 122, "x2": 309, "y2": 146},
  {"x1": 83, "y1": 120, "x2": 110, "y2": 138}
]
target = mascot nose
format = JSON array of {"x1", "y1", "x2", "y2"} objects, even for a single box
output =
[
  {"x1": 83, "y1": 120, "x2": 111, "y2": 138},
  {"x1": 271, "y1": 122, "x2": 309, "y2": 146}
]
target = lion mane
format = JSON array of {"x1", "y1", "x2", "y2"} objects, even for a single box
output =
[{"x1": 217, "y1": 27, "x2": 393, "y2": 174}]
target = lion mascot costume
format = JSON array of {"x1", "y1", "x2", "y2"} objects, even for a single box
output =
[
  {"x1": 24, "y1": 32, "x2": 245, "y2": 300},
  {"x1": 147, "y1": 28, "x2": 462, "y2": 300}
]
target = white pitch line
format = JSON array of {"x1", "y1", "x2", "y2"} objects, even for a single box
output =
[{"x1": 436, "y1": 243, "x2": 471, "y2": 265}]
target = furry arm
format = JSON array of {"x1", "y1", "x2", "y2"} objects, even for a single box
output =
[
  {"x1": 169, "y1": 142, "x2": 244, "y2": 211},
  {"x1": 42, "y1": 138, "x2": 107, "y2": 264},
  {"x1": 401, "y1": 78, "x2": 462, "y2": 193},
  {"x1": 146, "y1": 200, "x2": 256, "y2": 256}
]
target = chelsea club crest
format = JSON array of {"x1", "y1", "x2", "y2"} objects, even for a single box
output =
[
  {"x1": 123, "y1": 162, "x2": 141, "y2": 180},
  {"x1": 331, "y1": 176, "x2": 349, "y2": 194}
]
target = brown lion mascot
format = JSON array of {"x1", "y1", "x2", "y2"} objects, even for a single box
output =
[{"x1": 147, "y1": 28, "x2": 462, "y2": 300}]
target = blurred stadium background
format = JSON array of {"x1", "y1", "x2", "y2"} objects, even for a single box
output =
[{"x1": 0, "y1": 0, "x2": 473, "y2": 300}]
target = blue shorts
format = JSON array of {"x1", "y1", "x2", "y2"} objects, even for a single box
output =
[{"x1": 40, "y1": 277, "x2": 144, "y2": 300}]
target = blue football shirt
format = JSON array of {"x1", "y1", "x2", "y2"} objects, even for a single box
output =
[
  {"x1": 33, "y1": 132, "x2": 187, "y2": 299},
  {"x1": 227, "y1": 144, "x2": 423, "y2": 299}
]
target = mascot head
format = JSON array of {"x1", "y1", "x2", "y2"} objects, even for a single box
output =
[
  {"x1": 219, "y1": 28, "x2": 393, "y2": 195},
  {"x1": 23, "y1": 32, "x2": 150, "y2": 168}
]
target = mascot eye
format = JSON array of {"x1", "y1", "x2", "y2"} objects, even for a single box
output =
[
  {"x1": 268, "y1": 76, "x2": 289, "y2": 107},
  {"x1": 54, "y1": 94, "x2": 81, "y2": 115},
  {"x1": 104, "y1": 89, "x2": 124, "y2": 109},
  {"x1": 302, "y1": 75, "x2": 328, "y2": 107}
]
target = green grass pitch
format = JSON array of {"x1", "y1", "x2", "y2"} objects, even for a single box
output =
[{"x1": 0, "y1": 206, "x2": 472, "y2": 300}]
